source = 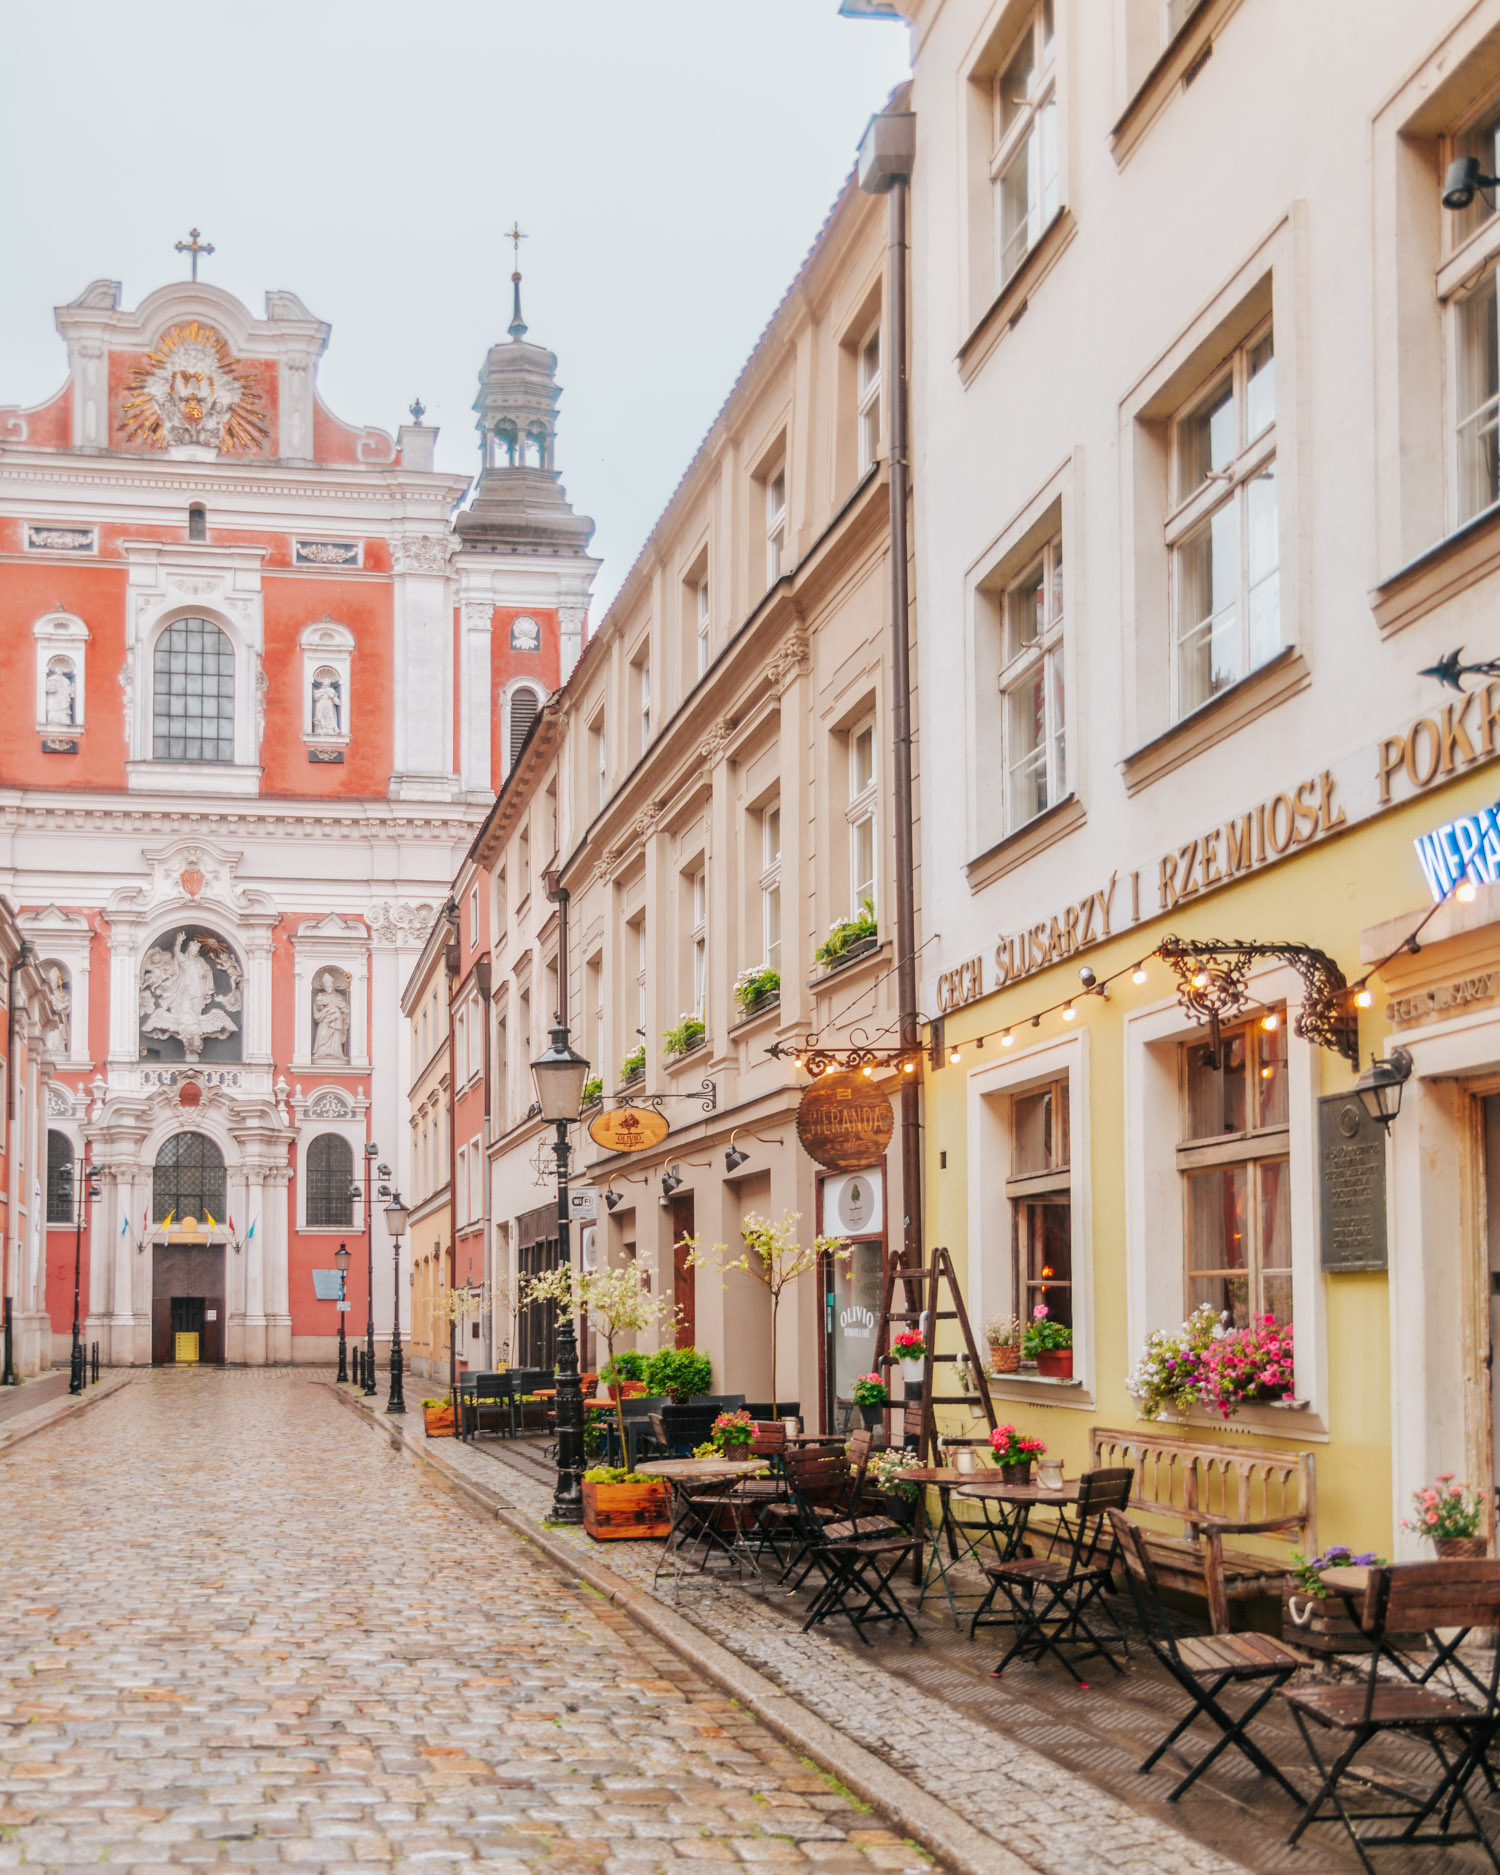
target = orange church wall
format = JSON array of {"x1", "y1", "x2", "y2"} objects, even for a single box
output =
[
  {"x1": 0, "y1": 561, "x2": 129, "y2": 791},
  {"x1": 45, "y1": 1224, "x2": 83, "y2": 1339},
  {"x1": 260, "y1": 575, "x2": 395, "y2": 796},
  {"x1": 0, "y1": 380, "x2": 71, "y2": 449},
  {"x1": 311, "y1": 394, "x2": 398, "y2": 468},
  {"x1": 488, "y1": 606, "x2": 562, "y2": 786}
]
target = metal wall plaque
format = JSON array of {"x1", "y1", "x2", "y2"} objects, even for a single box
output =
[{"x1": 1318, "y1": 1093, "x2": 1388, "y2": 1272}]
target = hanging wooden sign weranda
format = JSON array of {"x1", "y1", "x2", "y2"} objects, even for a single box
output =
[
  {"x1": 587, "y1": 1104, "x2": 671, "y2": 1153},
  {"x1": 796, "y1": 1071, "x2": 895, "y2": 1172}
]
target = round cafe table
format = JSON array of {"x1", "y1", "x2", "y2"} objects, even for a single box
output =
[
  {"x1": 954, "y1": 1476, "x2": 1087, "y2": 1570},
  {"x1": 635, "y1": 1457, "x2": 768, "y2": 1582}
]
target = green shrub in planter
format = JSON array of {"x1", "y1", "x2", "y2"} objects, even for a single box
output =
[{"x1": 645, "y1": 1346, "x2": 712, "y2": 1403}]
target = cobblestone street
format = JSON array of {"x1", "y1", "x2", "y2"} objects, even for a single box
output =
[{"x1": 0, "y1": 1373, "x2": 939, "y2": 1875}]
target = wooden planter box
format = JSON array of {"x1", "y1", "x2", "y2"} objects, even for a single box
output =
[
  {"x1": 582, "y1": 1476, "x2": 673, "y2": 1541},
  {"x1": 1282, "y1": 1591, "x2": 1368, "y2": 1654},
  {"x1": 423, "y1": 1405, "x2": 456, "y2": 1438}
]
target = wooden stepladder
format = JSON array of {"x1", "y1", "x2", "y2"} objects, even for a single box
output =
[{"x1": 878, "y1": 1243, "x2": 997, "y2": 1462}]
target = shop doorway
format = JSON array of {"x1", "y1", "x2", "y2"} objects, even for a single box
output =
[
  {"x1": 819, "y1": 1168, "x2": 888, "y2": 1433},
  {"x1": 671, "y1": 1194, "x2": 696, "y2": 1347},
  {"x1": 517, "y1": 1201, "x2": 561, "y2": 1369}
]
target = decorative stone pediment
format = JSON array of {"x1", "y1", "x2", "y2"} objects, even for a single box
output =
[{"x1": 107, "y1": 839, "x2": 277, "y2": 927}]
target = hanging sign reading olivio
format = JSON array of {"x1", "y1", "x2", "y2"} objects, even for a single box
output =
[
  {"x1": 796, "y1": 1072, "x2": 895, "y2": 1172},
  {"x1": 587, "y1": 1104, "x2": 671, "y2": 1153}
]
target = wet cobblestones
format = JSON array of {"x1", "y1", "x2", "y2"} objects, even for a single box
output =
[{"x1": 0, "y1": 1372, "x2": 933, "y2": 1875}]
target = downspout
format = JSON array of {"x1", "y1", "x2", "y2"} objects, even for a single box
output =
[
  {"x1": 475, "y1": 951, "x2": 493, "y2": 1368},
  {"x1": 858, "y1": 108, "x2": 922, "y2": 1296},
  {"x1": 3, "y1": 941, "x2": 30, "y2": 1386}
]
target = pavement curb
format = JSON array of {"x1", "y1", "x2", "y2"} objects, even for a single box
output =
[
  {"x1": 0, "y1": 1370, "x2": 133, "y2": 1459},
  {"x1": 325, "y1": 1381, "x2": 1044, "y2": 1875}
]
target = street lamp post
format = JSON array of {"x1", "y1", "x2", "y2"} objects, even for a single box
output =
[
  {"x1": 69, "y1": 1160, "x2": 101, "y2": 1395},
  {"x1": 531, "y1": 1019, "x2": 591, "y2": 1525},
  {"x1": 348, "y1": 1142, "x2": 383, "y2": 1397},
  {"x1": 384, "y1": 1192, "x2": 409, "y2": 1414},
  {"x1": 334, "y1": 1240, "x2": 350, "y2": 1383}
]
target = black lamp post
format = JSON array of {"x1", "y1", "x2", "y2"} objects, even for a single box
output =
[
  {"x1": 531, "y1": 1021, "x2": 591, "y2": 1524},
  {"x1": 349, "y1": 1142, "x2": 381, "y2": 1396},
  {"x1": 334, "y1": 1240, "x2": 350, "y2": 1382},
  {"x1": 69, "y1": 1161, "x2": 101, "y2": 1395},
  {"x1": 384, "y1": 1191, "x2": 409, "y2": 1414}
]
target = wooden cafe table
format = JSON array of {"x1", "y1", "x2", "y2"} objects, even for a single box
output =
[{"x1": 636, "y1": 1456, "x2": 768, "y2": 1583}]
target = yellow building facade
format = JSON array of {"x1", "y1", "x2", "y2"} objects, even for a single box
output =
[{"x1": 403, "y1": 908, "x2": 455, "y2": 1385}]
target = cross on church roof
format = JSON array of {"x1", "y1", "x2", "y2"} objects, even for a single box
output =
[
  {"x1": 506, "y1": 220, "x2": 528, "y2": 339},
  {"x1": 174, "y1": 228, "x2": 214, "y2": 282}
]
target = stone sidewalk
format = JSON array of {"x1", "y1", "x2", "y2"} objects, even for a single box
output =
[{"x1": 331, "y1": 1387, "x2": 1250, "y2": 1875}]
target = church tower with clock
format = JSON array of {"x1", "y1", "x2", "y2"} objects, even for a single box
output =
[{"x1": 0, "y1": 252, "x2": 598, "y2": 1372}]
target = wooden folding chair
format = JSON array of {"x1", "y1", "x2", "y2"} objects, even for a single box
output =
[
  {"x1": 971, "y1": 1467, "x2": 1134, "y2": 1687},
  {"x1": 780, "y1": 1450, "x2": 919, "y2": 1644},
  {"x1": 1280, "y1": 1560, "x2": 1500, "y2": 1872},
  {"x1": 1109, "y1": 1511, "x2": 1303, "y2": 1803}
]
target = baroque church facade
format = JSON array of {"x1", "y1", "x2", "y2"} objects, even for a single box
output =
[{"x1": 0, "y1": 268, "x2": 596, "y2": 1365}]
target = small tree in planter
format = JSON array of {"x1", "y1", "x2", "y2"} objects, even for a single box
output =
[
  {"x1": 522, "y1": 1261, "x2": 675, "y2": 1475},
  {"x1": 687, "y1": 1211, "x2": 849, "y2": 1415}
]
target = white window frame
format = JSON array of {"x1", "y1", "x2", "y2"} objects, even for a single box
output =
[
  {"x1": 1124, "y1": 963, "x2": 1326, "y2": 1430},
  {"x1": 761, "y1": 804, "x2": 782, "y2": 973},
  {"x1": 690, "y1": 869, "x2": 707, "y2": 1019},
  {"x1": 966, "y1": 1029, "x2": 1094, "y2": 1404},
  {"x1": 997, "y1": 534, "x2": 1065, "y2": 835},
  {"x1": 991, "y1": 1, "x2": 1058, "y2": 294},
  {"x1": 766, "y1": 466, "x2": 788, "y2": 586},
  {"x1": 857, "y1": 325, "x2": 882, "y2": 474},
  {"x1": 466, "y1": 1135, "x2": 483, "y2": 1225},
  {"x1": 33, "y1": 611, "x2": 90, "y2": 734},
  {"x1": 1166, "y1": 318, "x2": 1279, "y2": 721},
  {"x1": 637, "y1": 652, "x2": 652, "y2": 750},
  {"x1": 589, "y1": 713, "x2": 607, "y2": 813},
  {"x1": 847, "y1": 720, "x2": 877, "y2": 918},
  {"x1": 696, "y1": 577, "x2": 711, "y2": 676}
]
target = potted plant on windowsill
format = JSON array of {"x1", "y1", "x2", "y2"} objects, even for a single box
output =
[
  {"x1": 662, "y1": 1012, "x2": 706, "y2": 1061},
  {"x1": 814, "y1": 901, "x2": 878, "y2": 974},
  {"x1": 1022, "y1": 1305, "x2": 1072, "y2": 1379},
  {"x1": 984, "y1": 1314, "x2": 1023, "y2": 1376},
  {"x1": 618, "y1": 1044, "x2": 646, "y2": 1087},
  {"x1": 580, "y1": 1076, "x2": 603, "y2": 1108},
  {"x1": 850, "y1": 1371, "x2": 889, "y2": 1429},
  {"x1": 1404, "y1": 1476, "x2": 1488, "y2": 1560},
  {"x1": 732, "y1": 965, "x2": 780, "y2": 1021}
]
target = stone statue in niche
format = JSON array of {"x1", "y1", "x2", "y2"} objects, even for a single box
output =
[
  {"x1": 311, "y1": 668, "x2": 342, "y2": 737},
  {"x1": 44, "y1": 658, "x2": 76, "y2": 726},
  {"x1": 138, "y1": 928, "x2": 243, "y2": 1061},
  {"x1": 42, "y1": 961, "x2": 70, "y2": 1053},
  {"x1": 310, "y1": 969, "x2": 351, "y2": 1063}
]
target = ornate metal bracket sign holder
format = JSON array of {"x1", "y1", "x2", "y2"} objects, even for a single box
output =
[{"x1": 1157, "y1": 935, "x2": 1359, "y2": 1068}]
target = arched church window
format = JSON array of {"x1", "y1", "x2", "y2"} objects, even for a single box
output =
[
  {"x1": 188, "y1": 503, "x2": 207, "y2": 541},
  {"x1": 152, "y1": 1131, "x2": 226, "y2": 1224},
  {"x1": 306, "y1": 1134, "x2": 354, "y2": 1229},
  {"x1": 154, "y1": 618, "x2": 235, "y2": 764},
  {"x1": 508, "y1": 686, "x2": 541, "y2": 771},
  {"x1": 46, "y1": 1130, "x2": 73, "y2": 1224}
]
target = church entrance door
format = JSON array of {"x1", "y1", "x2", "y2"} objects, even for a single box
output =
[{"x1": 151, "y1": 1244, "x2": 225, "y2": 1365}]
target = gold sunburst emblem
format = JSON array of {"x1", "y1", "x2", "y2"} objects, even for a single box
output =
[{"x1": 121, "y1": 321, "x2": 269, "y2": 454}]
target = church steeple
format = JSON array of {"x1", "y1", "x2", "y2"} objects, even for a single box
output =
[{"x1": 454, "y1": 236, "x2": 595, "y2": 557}]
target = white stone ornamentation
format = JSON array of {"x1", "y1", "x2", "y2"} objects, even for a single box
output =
[
  {"x1": 310, "y1": 969, "x2": 351, "y2": 1063},
  {"x1": 139, "y1": 929, "x2": 243, "y2": 1060}
]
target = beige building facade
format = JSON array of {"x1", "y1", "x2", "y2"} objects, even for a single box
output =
[
  {"x1": 403, "y1": 908, "x2": 455, "y2": 1384},
  {"x1": 447, "y1": 138, "x2": 917, "y2": 1426}
]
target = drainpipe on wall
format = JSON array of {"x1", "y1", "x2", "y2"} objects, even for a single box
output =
[
  {"x1": 475, "y1": 952, "x2": 493, "y2": 1369},
  {"x1": 2, "y1": 940, "x2": 31, "y2": 1386},
  {"x1": 858, "y1": 106, "x2": 923, "y2": 1301}
]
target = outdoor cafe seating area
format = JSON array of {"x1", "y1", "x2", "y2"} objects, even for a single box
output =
[{"x1": 451, "y1": 1388, "x2": 1500, "y2": 1872}]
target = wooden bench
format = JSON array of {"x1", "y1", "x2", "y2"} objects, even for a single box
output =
[{"x1": 1090, "y1": 1425, "x2": 1316, "y2": 1633}]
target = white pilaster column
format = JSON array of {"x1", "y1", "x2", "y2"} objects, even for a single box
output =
[
  {"x1": 239, "y1": 1166, "x2": 267, "y2": 1365},
  {"x1": 389, "y1": 534, "x2": 456, "y2": 799},
  {"x1": 459, "y1": 600, "x2": 494, "y2": 795},
  {"x1": 262, "y1": 1166, "x2": 292, "y2": 1362}
]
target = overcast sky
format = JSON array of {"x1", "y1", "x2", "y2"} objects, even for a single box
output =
[{"x1": 0, "y1": 2, "x2": 910, "y2": 614}]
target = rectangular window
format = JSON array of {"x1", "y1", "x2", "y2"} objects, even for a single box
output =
[
  {"x1": 847, "y1": 721, "x2": 876, "y2": 916},
  {"x1": 766, "y1": 467, "x2": 787, "y2": 586},
  {"x1": 761, "y1": 804, "x2": 782, "y2": 972},
  {"x1": 638, "y1": 656, "x2": 651, "y2": 750},
  {"x1": 691, "y1": 870, "x2": 707, "y2": 1017},
  {"x1": 1007, "y1": 1078, "x2": 1070, "y2": 1331},
  {"x1": 697, "y1": 578, "x2": 711, "y2": 677},
  {"x1": 1168, "y1": 321, "x2": 1278, "y2": 718},
  {"x1": 495, "y1": 1013, "x2": 508, "y2": 1132},
  {"x1": 1178, "y1": 1009, "x2": 1290, "y2": 1327},
  {"x1": 1457, "y1": 269, "x2": 1500, "y2": 526},
  {"x1": 991, "y1": 1, "x2": 1057, "y2": 292},
  {"x1": 495, "y1": 865, "x2": 508, "y2": 937},
  {"x1": 857, "y1": 327, "x2": 881, "y2": 472},
  {"x1": 998, "y1": 534, "x2": 1065, "y2": 833},
  {"x1": 589, "y1": 715, "x2": 606, "y2": 813},
  {"x1": 468, "y1": 887, "x2": 478, "y2": 942},
  {"x1": 518, "y1": 822, "x2": 530, "y2": 902}
]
